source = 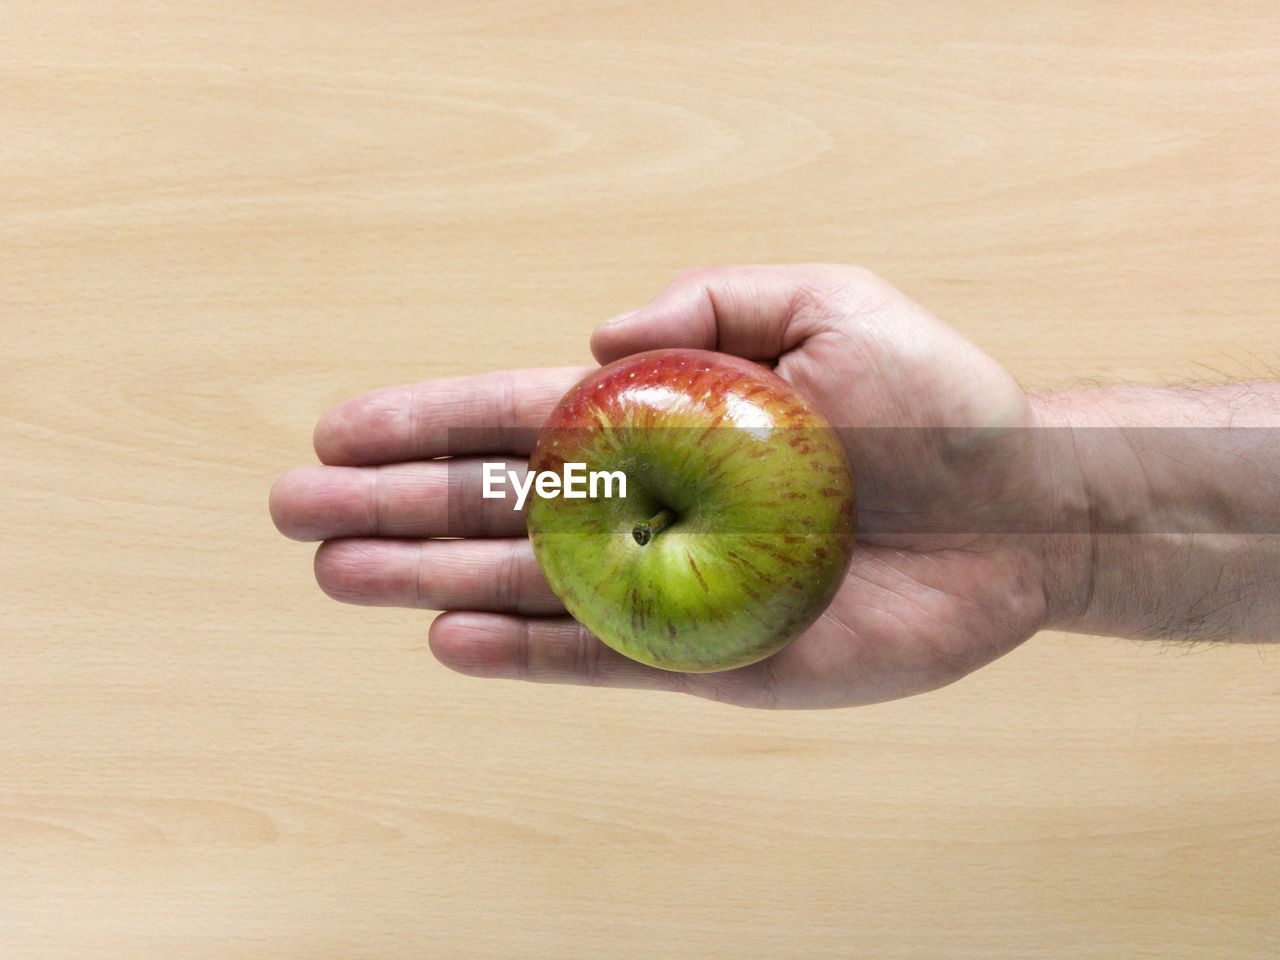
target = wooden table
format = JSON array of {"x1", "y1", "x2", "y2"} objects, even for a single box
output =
[{"x1": 3, "y1": 3, "x2": 1277, "y2": 956}]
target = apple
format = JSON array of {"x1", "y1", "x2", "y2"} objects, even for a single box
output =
[{"x1": 525, "y1": 348, "x2": 856, "y2": 673}]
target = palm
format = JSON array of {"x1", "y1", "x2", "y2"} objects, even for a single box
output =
[
  {"x1": 746, "y1": 292, "x2": 1054, "y2": 706},
  {"x1": 271, "y1": 266, "x2": 1059, "y2": 708}
]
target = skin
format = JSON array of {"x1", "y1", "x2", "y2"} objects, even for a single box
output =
[
  {"x1": 525, "y1": 348, "x2": 856, "y2": 672},
  {"x1": 270, "y1": 264, "x2": 1280, "y2": 709}
]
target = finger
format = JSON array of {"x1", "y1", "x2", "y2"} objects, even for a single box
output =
[
  {"x1": 315, "y1": 366, "x2": 591, "y2": 466},
  {"x1": 590, "y1": 263, "x2": 891, "y2": 364},
  {"x1": 428, "y1": 611, "x2": 692, "y2": 691},
  {"x1": 270, "y1": 459, "x2": 530, "y2": 542},
  {"x1": 427, "y1": 611, "x2": 788, "y2": 707},
  {"x1": 313, "y1": 538, "x2": 563, "y2": 615}
]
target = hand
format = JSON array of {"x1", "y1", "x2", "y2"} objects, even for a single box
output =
[{"x1": 270, "y1": 265, "x2": 1084, "y2": 708}]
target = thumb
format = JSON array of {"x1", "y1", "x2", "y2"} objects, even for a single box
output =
[{"x1": 590, "y1": 264, "x2": 875, "y2": 365}]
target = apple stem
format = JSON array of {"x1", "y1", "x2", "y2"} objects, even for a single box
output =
[{"x1": 632, "y1": 509, "x2": 675, "y2": 546}]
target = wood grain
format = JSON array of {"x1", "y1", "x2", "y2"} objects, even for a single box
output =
[{"x1": 2, "y1": 2, "x2": 1277, "y2": 957}]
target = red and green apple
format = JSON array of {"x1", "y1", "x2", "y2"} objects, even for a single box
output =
[{"x1": 525, "y1": 348, "x2": 856, "y2": 673}]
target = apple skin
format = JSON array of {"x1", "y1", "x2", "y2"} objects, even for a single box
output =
[{"x1": 525, "y1": 348, "x2": 856, "y2": 673}]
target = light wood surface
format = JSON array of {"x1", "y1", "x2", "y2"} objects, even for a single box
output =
[{"x1": 3, "y1": 3, "x2": 1278, "y2": 957}]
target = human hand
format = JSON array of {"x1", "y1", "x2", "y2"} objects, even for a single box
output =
[{"x1": 271, "y1": 265, "x2": 1084, "y2": 707}]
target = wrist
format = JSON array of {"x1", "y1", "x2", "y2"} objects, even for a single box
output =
[
  {"x1": 1028, "y1": 383, "x2": 1280, "y2": 642},
  {"x1": 1026, "y1": 393, "x2": 1096, "y2": 632}
]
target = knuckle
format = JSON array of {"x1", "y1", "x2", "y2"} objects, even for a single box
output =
[
  {"x1": 574, "y1": 626, "x2": 602, "y2": 684},
  {"x1": 494, "y1": 542, "x2": 525, "y2": 609}
]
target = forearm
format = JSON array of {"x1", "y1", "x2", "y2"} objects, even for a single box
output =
[{"x1": 1032, "y1": 381, "x2": 1280, "y2": 642}]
